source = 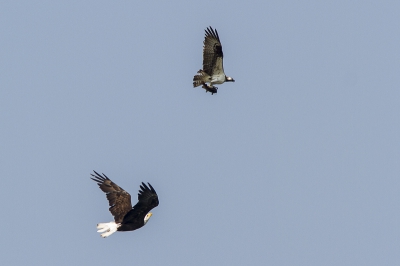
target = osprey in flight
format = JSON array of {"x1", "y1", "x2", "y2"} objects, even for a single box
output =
[
  {"x1": 193, "y1": 26, "x2": 235, "y2": 95},
  {"x1": 90, "y1": 171, "x2": 159, "y2": 238}
]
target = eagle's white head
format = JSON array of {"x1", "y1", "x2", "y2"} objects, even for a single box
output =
[{"x1": 144, "y1": 212, "x2": 153, "y2": 225}]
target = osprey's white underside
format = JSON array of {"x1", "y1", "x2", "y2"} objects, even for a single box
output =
[
  {"x1": 210, "y1": 58, "x2": 225, "y2": 85},
  {"x1": 210, "y1": 73, "x2": 226, "y2": 85},
  {"x1": 195, "y1": 71, "x2": 225, "y2": 86}
]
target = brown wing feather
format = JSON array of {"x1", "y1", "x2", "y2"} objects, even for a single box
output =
[
  {"x1": 202, "y1": 26, "x2": 224, "y2": 76},
  {"x1": 91, "y1": 171, "x2": 132, "y2": 223}
]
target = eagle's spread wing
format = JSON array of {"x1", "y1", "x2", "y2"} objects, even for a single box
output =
[
  {"x1": 202, "y1": 27, "x2": 224, "y2": 76},
  {"x1": 91, "y1": 171, "x2": 132, "y2": 223},
  {"x1": 122, "y1": 182, "x2": 159, "y2": 223}
]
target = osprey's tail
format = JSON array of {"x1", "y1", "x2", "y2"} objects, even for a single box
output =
[
  {"x1": 96, "y1": 221, "x2": 120, "y2": 238},
  {"x1": 193, "y1": 70, "x2": 210, "y2": 87}
]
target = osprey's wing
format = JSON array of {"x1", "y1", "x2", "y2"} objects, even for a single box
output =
[
  {"x1": 202, "y1": 27, "x2": 224, "y2": 76},
  {"x1": 91, "y1": 171, "x2": 132, "y2": 223},
  {"x1": 122, "y1": 182, "x2": 159, "y2": 223}
]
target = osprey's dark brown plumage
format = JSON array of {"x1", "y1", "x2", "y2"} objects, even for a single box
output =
[{"x1": 91, "y1": 171, "x2": 159, "y2": 232}]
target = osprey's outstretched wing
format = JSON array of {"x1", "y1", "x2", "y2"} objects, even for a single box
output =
[{"x1": 202, "y1": 26, "x2": 224, "y2": 77}]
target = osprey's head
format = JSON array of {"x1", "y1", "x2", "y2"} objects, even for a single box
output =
[
  {"x1": 225, "y1": 76, "x2": 235, "y2": 82},
  {"x1": 144, "y1": 212, "x2": 153, "y2": 224}
]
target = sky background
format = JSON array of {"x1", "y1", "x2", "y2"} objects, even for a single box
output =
[{"x1": 1, "y1": 1, "x2": 400, "y2": 265}]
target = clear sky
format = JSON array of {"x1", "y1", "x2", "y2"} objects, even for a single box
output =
[{"x1": 1, "y1": 1, "x2": 400, "y2": 265}]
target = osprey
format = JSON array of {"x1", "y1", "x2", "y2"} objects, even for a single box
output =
[
  {"x1": 193, "y1": 26, "x2": 235, "y2": 95},
  {"x1": 90, "y1": 171, "x2": 159, "y2": 238}
]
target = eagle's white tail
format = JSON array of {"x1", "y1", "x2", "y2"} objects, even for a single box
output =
[{"x1": 96, "y1": 221, "x2": 120, "y2": 238}]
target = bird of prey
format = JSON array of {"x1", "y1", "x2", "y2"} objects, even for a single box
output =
[
  {"x1": 90, "y1": 171, "x2": 159, "y2": 238},
  {"x1": 193, "y1": 26, "x2": 235, "y2": 95}
]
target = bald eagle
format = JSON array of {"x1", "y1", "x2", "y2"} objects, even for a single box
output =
[
  {"x1": 90, "y1": 171, "x2": 159, "y2": 238},
  {"x1": 193, "y1": 26, "x2": 235, "y2": 95}
]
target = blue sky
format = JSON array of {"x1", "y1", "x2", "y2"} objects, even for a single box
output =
[{"x1": 1, "y1": 1, "x2": 400, "y2": 265}]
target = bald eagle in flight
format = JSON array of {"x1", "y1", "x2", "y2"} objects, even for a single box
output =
[
  {"x1": 90, "y1": 171, "x2": 159, "y2": 238},
  {"x1": 193, "y1": 26, "x2": 235, "y2": 95}
]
